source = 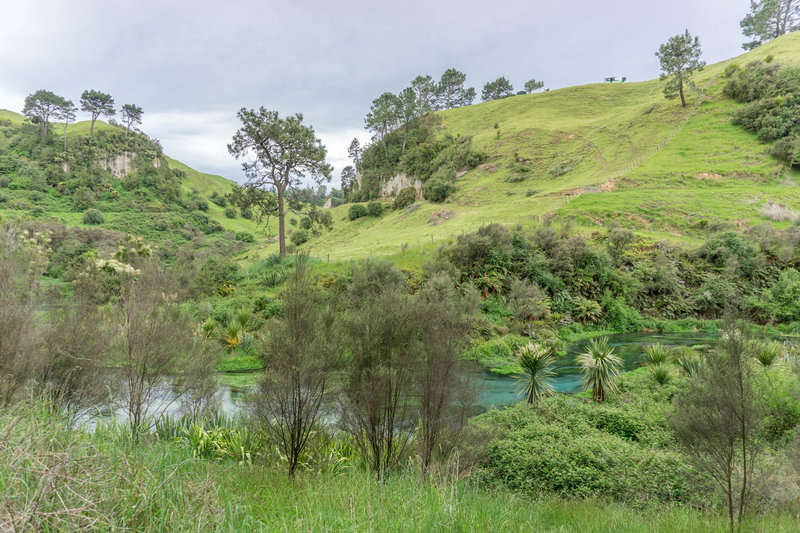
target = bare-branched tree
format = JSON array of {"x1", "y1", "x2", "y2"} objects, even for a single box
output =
[
  {"x1": 671, "y1": 321, "x2": 764, "y2": 533},
  {"x1": 251, "y1": 254, "x2": 338, "y2": 477},
  {"x1": 413, "y1": 274, "x2": 478, "y2": 470},
  {"x1": 115, "y1": 261, "x2": 215, "y2": 436}
]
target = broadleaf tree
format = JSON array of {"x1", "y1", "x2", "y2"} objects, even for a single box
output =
[
  {"x1": 481, "y1": 77, "x2": 515, "y2": 101},
  {"x1": 655, "y1": 30, "x2": 705, "y2": 108},
  {"x1": 23, "y1": 90, "x2": 68, "y2": 142},
  {"x1": 228, "y1": 107, "x2": 332, "y2": 257},
  {"x1": 80, "y1": 90, "x2": 115, "y2": 138},
  {"x1": 740, "y1": 0, "x2": 799, "y2": 50},
  {"x1": 120, "y1": 104, "x2": 143, "y2": 137}
]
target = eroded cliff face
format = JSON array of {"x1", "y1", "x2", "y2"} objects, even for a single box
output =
[
  {"x1": 380, "y1": 173, "x2": 423, "y2": 198},
  {"x1": 61, "y1": 152, "x2": 163, "y2": 178},
  {"x1": 353, "y1": 170, "x2": 423, "y2": 199},
  {"x1": 99, "y1": 152, "x2": 137, "y2": 178}
]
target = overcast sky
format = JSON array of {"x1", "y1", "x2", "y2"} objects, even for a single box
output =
[{"x1": 0, "y1": 0, "x2": 751, "y2": 185}]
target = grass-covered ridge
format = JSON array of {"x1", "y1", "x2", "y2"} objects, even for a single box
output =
[
  {"x1": 0, "y1": 108, "x2": 264, "y2": 258},
  {"x1": 266, "y1": 32, "x2": 800, "y2": 263}
]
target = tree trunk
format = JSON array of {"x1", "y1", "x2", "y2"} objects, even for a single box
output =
[
  {"x1": 90, "y1": 118, "x2": 95, "y2": 139},
  {"x1": 63, "y1": 124, "x2": 68, "y2": 149},
  {"x1": 278, "y1": 187, "x2": 286, "y2": 257},
  {"x1": 679, "y1": 80, "x2": 686, "y2": 108},
  {"x1": 781, "y1": 0, "x2": 793, "y2": 35},
  {"x1": 41, "y1": 121, "x2": 47, "y2": 142}
]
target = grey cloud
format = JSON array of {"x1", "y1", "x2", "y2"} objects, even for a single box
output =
[{"x1": 0, "y1": 0, "x2": 751, "y2": 183}]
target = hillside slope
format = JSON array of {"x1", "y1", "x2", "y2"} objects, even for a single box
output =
[
  {"x1": 283, "y1": 33, "x2": 800, "y2": 263},
  {"x1": 0, "y1": 109, "x2": 260, "y2": 241}
]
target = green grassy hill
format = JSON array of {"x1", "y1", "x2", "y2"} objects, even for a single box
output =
[
  {"x1": 278, "y1": 33, "x2": 800, "y2": 264},
  {"x1": 0, "y1": 109, "x2": 262, "y2": 246}
]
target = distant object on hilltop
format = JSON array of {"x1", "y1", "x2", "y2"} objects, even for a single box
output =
[{"x1": 603, "y1": 76, "x2": 627, "y2": 83}]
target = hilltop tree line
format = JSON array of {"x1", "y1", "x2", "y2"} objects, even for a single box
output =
[
  {"x1": 740, "y1": 0, "x2": 799, "y2": 50},
  {"x1": 22, "y1": 88, "x2": 143, "y2": 145},
  {"x1": 360, "y1": 70, "x2": 545, "y2": 151}
]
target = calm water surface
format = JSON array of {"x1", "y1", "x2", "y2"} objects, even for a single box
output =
[{"x1": 216, "y1": 331, "x2": 720, "y2": 415}]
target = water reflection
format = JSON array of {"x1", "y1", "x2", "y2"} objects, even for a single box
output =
[{"x1": 212, "y1": 332, "x2": 721, "y2": 417}]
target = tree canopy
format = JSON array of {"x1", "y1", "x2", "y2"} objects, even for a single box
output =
[
  {"x1": 23, "y1": 90, "x2": 69, "y2": 141},
  {"x1": 411, "y1": 75, "x2": 436, "y2": 114},
  {"x1": 55, "y1": 100, "x2": 77, "y2": 149},
  {"x1": 365, "y1": 92, "x2": 400, "y2": 154},
  {"x1": 740, "y1": 0, "x2": 799, "y2": 50},
  {"x1": 436, "y1": 68, "x2": 475, "y2": 109},
  {"x1": 524, "y1": 79, "x2": 545, "y2": 93},
  {"x1": 227, "y1": 107, "x2": 332, "y2": 257},
  {"x1": 120, "y1": 104, "x2": 143, "y2": 137},
  {"x1": 80, "y1": 89, "x2": 115, "y2": 138},
  {"x1": 655, "y1": 30, "x2": 705, "y2": 107},
  {"x1": 482, "y1": 77, "x2": 515, "y2": 101}
]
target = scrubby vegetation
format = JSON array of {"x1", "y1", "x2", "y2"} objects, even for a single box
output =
[
  {"x1": 725, "y1": 60, "x2": 800, "y2": 168},
  {"x1": 347, "y1": 113, "x2": 483, "y2": 202}
]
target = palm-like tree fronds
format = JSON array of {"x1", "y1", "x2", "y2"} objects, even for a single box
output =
[
  {"x1": 201, "y1": 317, "x2": 216, "y2": 338},
  {"x1": 674, "y1": 348, "x2": 704, "y2": 377},
  {"x1": 223, "y1": 321, "x2": 241, "y2": 349},
  {"x1": 515, "y1": 343, "x2": 557, "y2": 404},
  {"x1": 649, "y1": 362, "x2": 673, "y2": 385},
  {"x1": 643, "y1": 343, "x2": 672, "y2": 365},
  {"x1": 756, "y1": 340, "x2": 783, "y2": 368},
  {"x1": 236, "y1": 307, "x2": 251, "y2": 333},
  {"x1": 576, "y1": 337, "x2": 622, "y2": 402},
  {"x1": 239, "y1": 331, "x2": 256, "y2": 355}
]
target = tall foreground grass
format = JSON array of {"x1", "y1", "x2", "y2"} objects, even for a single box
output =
[{"x1": 1, "y1": 402, "x2": 798, "y2": 532}]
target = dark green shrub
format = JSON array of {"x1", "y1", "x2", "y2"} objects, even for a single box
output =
[
  {"x1": 366, "y1": 201, "x2": 384, "y2": 217},
  {"x1": 290, "y1": 230, "x2": 308, "y2": 246},
  {"x1": 393, "y1": 187, "x2": 417, "y2": 210},
  {"x1": 234, "y1": 231, "x2": 255, "y2": 243},
  {"x1": 349, "y1": 204, "x2": 367, "y2": 220},
  {"x1": 72, "y1": 187, "x2": 95, "y2": 210},
  {"x1": 82, "y1": 208, "x2": 105, "y2": 225},
  {"x1": 472, "y1": 397, "x2": 702, "y2": 504},
  {"x1": 300, "y1": 216, "x2": 312, "y2": 230},
  {"x1": 29, "y1": 191, "x2": 43, "y2": 203},
  {"x1": 211, "y1": 195, "x2": 227, "y2": 207},
  {"x1": 224, "y1": 206, "x2": 238, "y2": 218},
  {"x1": 722, "y1": 63, "x2": 740, "y2": 78},
  {"x1": 422, "y1": 178, "x2": 455, "y2": 203},
  {"x1": 192, "y1": 197, "x2": 209, "y2": 211},
  {"x1": 241, "y1": 207, "x2": 254, "y2": 219}
]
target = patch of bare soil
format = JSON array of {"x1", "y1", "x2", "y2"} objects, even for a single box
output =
[
  {"x1": 428, "y1": 210, "x2": 457, "y2": 225},
  {"x1": 696, "y1": 172, "x2": 724, "y2": 181}
]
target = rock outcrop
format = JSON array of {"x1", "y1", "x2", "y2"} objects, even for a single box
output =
[{"x1": 380, "y1": 173, "x2": 423, "y2": 199}]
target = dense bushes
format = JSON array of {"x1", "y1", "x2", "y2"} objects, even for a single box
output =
[
  {"x1": 470, "y1": 373, "x2": 706, "y2": 505},
  {"x1": 422, "y1": 178, "x2": 455, "y2": 203},
  {"x1": 348, "y1": 204, "x2": 367, "y2": 220},
  {"x1": 290, "y1": 230, "x2": 308, "y2": 246},
  {"x1": 393, "y1": 187, "x2": 417, "y2": 210},
  {"x1": 366, "y1": 201, "x2": 384, "y2": 217},
  {"x1": 349, "y1": 115, "x2": 482, "y2": 201},
  {"x1": 440, "y1": 221, "x2": 800, "y2": 328},
  {"x1": 82, "y1": 208, "x2": 104, "y2": 225},
  {"x1": 725, "y1": 61, "x2": 800, "y2": 168}
]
